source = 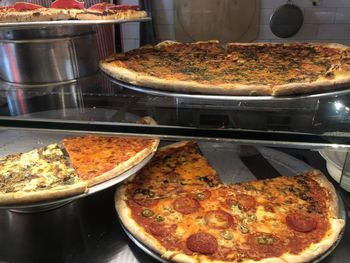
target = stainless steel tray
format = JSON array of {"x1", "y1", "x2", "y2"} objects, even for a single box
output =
[
  {"x1": 109, "y1": 77, "x2": 350, "y2": 101},
  {"x1": 0, "y1": 17, "x2": 151, "y2": 30},
  {"x1": 0, "y1": 109, "x2": 154, "y2": 213},
  {"x1": 117, "y1": 142, "x2": 346, "y2": 263}
]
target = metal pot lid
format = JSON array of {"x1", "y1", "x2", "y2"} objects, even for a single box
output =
[{"x1": 269, "y1": 0, "x2": 303, "y2": 38}]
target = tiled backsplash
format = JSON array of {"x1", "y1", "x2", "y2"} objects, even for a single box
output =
[{"x1": 121, "y1": 0, "x2": 350, "y2": 51}]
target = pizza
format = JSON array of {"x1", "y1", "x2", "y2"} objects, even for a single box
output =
[
  {"x1": 100, "y1": 40, "x2": 350, "y2": 96},
  {"x1": 0, "y1": 1, "x2": 147, "y2": 22},
  {"x1": 62, "y1": 134, "x2": 159, "y2": 187},
  {"x1": 115, "y1": 141, "x2": 345, "y2": 263},
  {"x1": 0, "y1": 116, "x2": 159, "y2": 205},
  {"x1": 0, "y1": 143, "x2": 86, "y2": 205}
]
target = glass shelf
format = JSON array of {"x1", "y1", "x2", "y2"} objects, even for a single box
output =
[{"x1": 0, "y1": 72, "x2": 350, "y2": 149}]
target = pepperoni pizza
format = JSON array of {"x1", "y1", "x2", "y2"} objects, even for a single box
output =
[
  {"x1": 0, "y1": 1, "x2": 146, "y2": 22},
  {"x1": 115, "y1": 141, "x2": 345, "y2": 263}
]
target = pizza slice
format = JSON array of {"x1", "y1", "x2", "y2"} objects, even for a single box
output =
[
  {"x1": 123, "y1": 141, "x2": 222, "y2": 207},
  {"x1": 62, "y1": 134, "x2": 159, "y2": 187},
  {"x1": 0, "y1": 143, "x2": 87, "y2": 205},
  {"x1": 76, "y1": 3, "x2": 147, "y2": 20},
  {"x1": 0, "y1": 2, "x2": 77, "y2": 22}
]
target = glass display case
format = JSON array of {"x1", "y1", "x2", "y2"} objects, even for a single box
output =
[
  {"x1": 0, "y1": 2, "x2": 350, "y2": 261},
  {"x1": 0, "y1": 71, "x2": 349, "y2": 263}
]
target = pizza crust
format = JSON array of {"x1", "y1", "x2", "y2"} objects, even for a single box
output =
[
  {"x1": 307, "y1": 170, "x2": 340, "y2": 218},
  {"x1": 280, "y1": 219, "x2": 345, "y2": 263},
  {"x1": 0, "y1": 181, "x2": 87, "y2": 205},
  {"x1": 115, "y1": 185, "x2": 174, "y2": 258},
  {"x1": 87, "y1": 136, "x2": 159, "y2": 187}
]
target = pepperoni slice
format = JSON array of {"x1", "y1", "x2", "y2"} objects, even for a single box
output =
[
  {"x1": 88, "y1": 3, "x2": 114, "y2": 11},
  {"x1": 226, "y1": 194, "x2": 256, "y2": 212},
  {"x1": 286, "y1": 212, "x2": 317, "y2": 232},
  {"x1": 109, "y1": 4, "x2": 140, "y2": 11},
  {"x1": 172, "y1": 197, "x2": 200, "y2": 214},
  {"x1": 205, "y1": 210, "x2": 234, "y2": 229},
  {"x1": 186, "y1": 232, "x2": 218, "y2": 254},
  {"x1": 51, "y1": 0, "x2": 85, "y2": 9},
  {"x1": 13, "y1": 2, "x2": 43, "y2": 11},
  {"x1": 132, "y1": 197, "x2": 159, "y2": 207},
  {"x1": 148, "y1": 223, "x2": 176, "y2": 237}
]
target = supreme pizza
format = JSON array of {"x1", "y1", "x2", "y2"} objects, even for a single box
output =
[
  {"x1": 115, "y1": 141, "x2": 345, "y2": 263},
  {"x1": 0, "y1": 125, "x2": 159, "y2": 205},
  {"x1": 0, "y1": 1, "x2": 146, "y2": 22},
  {"x1": 100, "y1": 40, "x2": 350, "y2": 96}
]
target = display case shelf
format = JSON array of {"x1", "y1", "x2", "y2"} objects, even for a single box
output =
[{"x1": 0, "y1": 72, "x2": 349, "y2": 149}]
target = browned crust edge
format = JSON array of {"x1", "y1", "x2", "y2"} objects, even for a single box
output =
[{"x1": 0, "y1": 181, "x2": 87, "y2": 205}]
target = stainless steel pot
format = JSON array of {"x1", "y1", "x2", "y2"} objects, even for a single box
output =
[{"x1": 0, "y1": 26, "x2": 98, "y2": 84}]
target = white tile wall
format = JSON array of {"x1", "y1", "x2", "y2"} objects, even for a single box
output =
[{"x1": 121, "y1": 0, "x2": 350, "y2": 51}]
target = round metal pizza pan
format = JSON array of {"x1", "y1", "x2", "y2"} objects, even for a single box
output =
[
  {"x1": 0, "y1": 17, "x2": 151, "y2": 30},
  {"x1": 1, "y1": 149, "x2": 154, "y2": 213},
  {"x1": 109, "y1": 77, "x2": 350, "y2": 102},
  {"x1": 0, "y1": 109, "x2": 156, "y2": 213},
  {"x1": 117, "y1": 144, "x2": 346, "y2": 263}
]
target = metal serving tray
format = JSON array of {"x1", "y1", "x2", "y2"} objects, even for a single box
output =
[
  {"x1": 109, "y1": 77, "x2": 350, "y2": 102},
  {"x1": 0, "y1": 17, "x2": 151, "y2": 29},
  {"x1": 0, "y1": 109, "x2": 154, "y2": 213},
  {"x1": 117, "y1": 142, "x2": 346, "y2": 263}
]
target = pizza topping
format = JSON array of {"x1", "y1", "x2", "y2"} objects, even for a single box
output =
[
  {"x1": 239, "y1": 224, "x2": 250, "y2": 234},
  {"x1": 192, "y1": 190, "x2": 211, "y2": 200},
  {"x1": 205, "y1": 210, "x2": 234, "y2": 229},
  {"x1": 109, "y1": 5, "x2": 140, "y2": 11},
  {"x1": 220, "y1": 230, "x2": 233, "y2": 240},
  {"x1": 88, "y1": 3, "x2": 112, "y2": 11},
  {"x1": 148, "y1": 222, "x2": 176, "y2": 237},
  {"x1": 132, "y1": 196, "x2": 158, "y2": 207},
  {"x1": 286, "y1": 212, "x2": 317, "y2": 232},
  {"x1": 141, "y1": 208, "x2": 154, "y2": 217},
  {"x1": 227, "y1": 194, "x2": 256, "y2": 212},
  {"x1": 51, "y1": 0, "x2": 85, "y2": 9},
  {"x1": 13, "y1": 2, "x2": 43, "y2": 11},
  {"x1": 155, "y1": 215, "x2": 164, "y2": 222},
  {"x1": 186, "y1": 232, "x2": 218, "y2": 254},
  {"x1": 173, "y1": 197, "x2": 200, "y2": 214},
  {"x1": 256, "y1": 236, "x2": 275, "y2": 245}
]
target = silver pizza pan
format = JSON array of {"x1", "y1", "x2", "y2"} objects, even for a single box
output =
[
  {"x1": 116, "y1": 142, "x2": 346, "y2": 263},
  {"x1": 0, "y1": 17, "x2": 151, "y2": 30},
  {"x1": 109, "y1": 77, "x2": 350, "y2": 102},
  {"x1": 0, "y1": 108, "x2": 156, "y2": 213}
]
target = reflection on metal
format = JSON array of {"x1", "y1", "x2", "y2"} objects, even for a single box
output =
[
  {"x1": 0, "y1": 26, "x2": 98, "y2": 83},
  {"x1": 0, "y1": 17, "x2": 152, "y2": 30},
  {"x1": 340, "y1": 152, "x2": 350, "y2": 211}
]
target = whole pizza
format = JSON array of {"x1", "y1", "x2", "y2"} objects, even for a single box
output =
[
  {"x1": 100, "y1": 40, "x2": 350, "y2": 96},
  {"x1": 115, "y1": 141, "x2": 345, "y2": 263},
  {"x1": 0, "y1": 1, "x2": 146, "y2": 22}
]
